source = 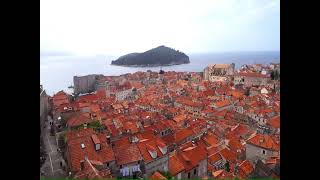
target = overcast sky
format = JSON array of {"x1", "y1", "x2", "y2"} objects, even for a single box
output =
[{"x1": 40, "y1": 0, "x2": 280, "y2": 56}]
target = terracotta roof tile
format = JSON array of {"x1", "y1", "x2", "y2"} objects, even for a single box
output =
[
  {"x1": 175, "y1": 128, "x2": 194, "y2": 144},
  {"x1": 67, "y1": 113, "x2": 95, "y2": 127},
  {"x1": 247, "y1": 134, "x2": 279, "y2": 151},
  {"x1": 267, "y1": 116, "x2": 280, "y2": 129},
  {"x1": 219, "y1": 148, "x2": 237, "y2": 163},
  {"x1": 236, "y1": 72, "x2": 268, "y2": 78},
  {"x1": 238, "y1": 160, "x2": 254, "y2": 179},
  {"x1": 137, "y1": 137, "x2": 167, "y2": 163},
  {"x1": 67, "y1": 129, "x2": 115, "y2": 172},
  {"x1": 173, "y1": 114, "x2": 187, "y2": 123},
  {"x1": 208, "y1": 152, "x2": 223, "y2": 164},
  {"x1": 91, "y1": 134, "x2": 100, "y2": 145},
  {"x1": 177, "y1": 144, "x2": 207, "y2": 171},
  {"x1": 123, "y1": 121, "x2": 139, "y2": 134},
  {"x1": 149, "y1": 171, "x2": 167, "y2": 180},
  {"x1": 169, "y1": 153, "x2": 185, "y2": 176},
  {"x1": 214, "y1": 99, "x2": 231, "y2": 108},
  {"x1": 114, "y1": 143, "x2": 143, "y2": 166}
]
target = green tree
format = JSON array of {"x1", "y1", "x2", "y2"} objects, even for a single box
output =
[{"x1": 225, "y1": 161, "x2": 230, "y2": 172}]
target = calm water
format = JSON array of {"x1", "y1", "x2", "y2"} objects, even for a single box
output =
[{"x1": 40, "y1": 51, "x2": 280, "y2": 95}]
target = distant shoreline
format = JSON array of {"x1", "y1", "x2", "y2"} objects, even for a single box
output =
[{"x1": 110, "y1": 62, "x2": 190, "y2": 67}]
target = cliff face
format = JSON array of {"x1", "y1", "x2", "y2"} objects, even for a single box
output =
[{"x1": 111, "y1": 46, "x2": 190, "y2": 66}]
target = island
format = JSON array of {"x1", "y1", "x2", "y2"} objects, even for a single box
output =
[{"x1": 111, "y1": 45, "x2": 190, "y2": 67}]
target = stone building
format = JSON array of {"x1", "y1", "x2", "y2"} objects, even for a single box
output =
[
  {"x1": 74, "y1": 74, "x2": 103, "y2": 94},
  {"x1": 168, "y1": 142, "x2": 208, "y2": 179},
  {"x1": 203, "y1": 64, "x2": 235, "y2": 82},
  {"x1": 245, "y1": 134, "x2": 280, "y2": 163},
  {"x1": 137, "y1": 138, "x2": 169, "y2": 177},
  {"x1": 115, "y1": 88, "x2": 133, "y2": 101},
  {"x1": 40, "y1": 85, "x2": 49, "y2": 129},
  {"x1": 114, "y1": 143, "x2": 143, "y2": 178},
  {"x1": 234, "y1": 72, "x2": 269, "y2": 87},
  {"x1": 65, "y1": 128, "x2": 116, "y2": 178}
]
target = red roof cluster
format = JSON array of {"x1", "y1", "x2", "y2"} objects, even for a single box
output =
[
  {"x1": 247, "y1": 134, "x2": 280, "y2": 151},
  {"x1": 66, "y1": 128, "x2": 115, "y2": 172}
]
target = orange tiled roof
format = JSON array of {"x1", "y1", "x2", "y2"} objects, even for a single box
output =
[
  {"x1": 114, "y1": 143, "x2": 142, "y2": 166},
  {"x1": 73, "y1": 158, "x2": 112, "y2": 179},
  {"x1": 231, "y1": 90, "x2": 244, "y2": 99},
  {"x1": 173, "y1": 114, "x2": 187, "y2": 123},
  {"x1": 214, "y1": 109, "x2": 228, "y2": 117},
  {"x1": 238, "y1": 160, "x2": 254, "y2": 179},
  {"x1": 149, "y1": 171, "x2": 167, "y2": 180},
  {"x1": 123, "y1": 121, "x2": 139, "y2": 134},
  {"x1": 67, "y1": 113, "x2": 95, "y2": 127},
  {"x1": 90, "y1": 104, "x2": 100, "y2": 113},
  {"x1": 267, "y1": 116, "x2": 280, "y2": 129},
  {"x1": 175, "y1": 128, "x2": 194, "y2": 143},
  {"x1": 67, "y1": 130, "x2": 115, "y2": 172},
  {"x1": 131, "y1": 81, "x2": 144, "y2": 89},
  {"x1": 177, "y1": 143, "x2": 207, "y2": 171},
  {"x1": 208, "y1": 152, "x2": 223, "y2": 164},
  {"x1": 65, "y1": 128, "x2": 94, "y2": 142},
  {"x1": 219, "y1": 148, "x2": 237, "y2": 163},
  {"x1": 215, "y1": 99, "x2": 231, "y2": 108},
  {"x1": 91, "y1": 134, "x2": 100, "y2": 145},
  {"x1": 202, "y1": 133, "x2": 219, "y2": 147},
  {"x1": 137, "y1": 137, "x2": 167, "y2": 163},
  {"x1": 169, "y1": 153, "x2": 185, "y2": 176},
  {"x1": 53, "y1": 91, "x2": 70, "y2": 107},
  {"x1": 246, "y1": 134, "x2": 280, "y2": 151},
  {"x1": 77, "y1": 94, "x2": 99, "y2": 103},
  {"x1": 236, "y1": 72, "x2": 268, "y2": 78},
  {"x1": 228, "y1": 137, "x2": 244, "y2": 152}
]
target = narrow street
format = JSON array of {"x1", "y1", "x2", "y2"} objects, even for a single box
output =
[{"x1": 40, "y1": 115, "x2": 67, "y2": 178}]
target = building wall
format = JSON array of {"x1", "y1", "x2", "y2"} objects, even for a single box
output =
[
  {"x1": 181, "y1": 159, "x2": 207, "y2": 179},
  {"x1": 244, "y1": 77, "x2": 268, "y2": 87},
  {"x1": 204, "y1": 64, "x2": 234, "y2": 82},
  {"x1": 197, "y1": 159, "x2": 208, "y2": 178},
  {"x1": 144, "y1": 154, "x2": 169, "y2": 177},
  {"x1": 209, "y1": 76, "x2": 228, "y2": 82},
  {"x1": 116, "y1": 89, "x2": 132, "y2": 101},
  {"x1": 40, "y1": 90, "x2": 49, "y2": 129},
  {"x1": 245, "y1": 143, "x2": 278, "y2": 163},
  {"x1": 174, "y1": 172, "x2": 182, "y2": 179},
  {"x1": 74, "y1": 75, "x2": 99, "y2": 94},
  {"x1": 234, "y1": 76, "x2": 245, "y2": 85}
]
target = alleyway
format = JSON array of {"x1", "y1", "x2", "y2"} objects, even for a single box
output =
[{"x1": 40, "y1": 116, "x2": 67, "y2": 178}]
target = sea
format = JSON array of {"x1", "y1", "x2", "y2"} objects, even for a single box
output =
[{"x1": 40, "y1": 51, "x2": 280, "y2": 96}]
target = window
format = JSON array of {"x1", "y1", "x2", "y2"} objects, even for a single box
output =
[
  {"x1": 262, "y1": 150, "x2": 266, "y2": 155},
  {"x1": 194, "y1": 168, "x2": 197, "y2": 175},
  {"x1": 188, "y1": 172, "x2": 191, "y2": 179},
  {"x1": 107, "y1": 162, "x2": 109, "y2": 167},
  {"x1": 120, "y1": 165, "x2": 122, "y2": 169}
]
